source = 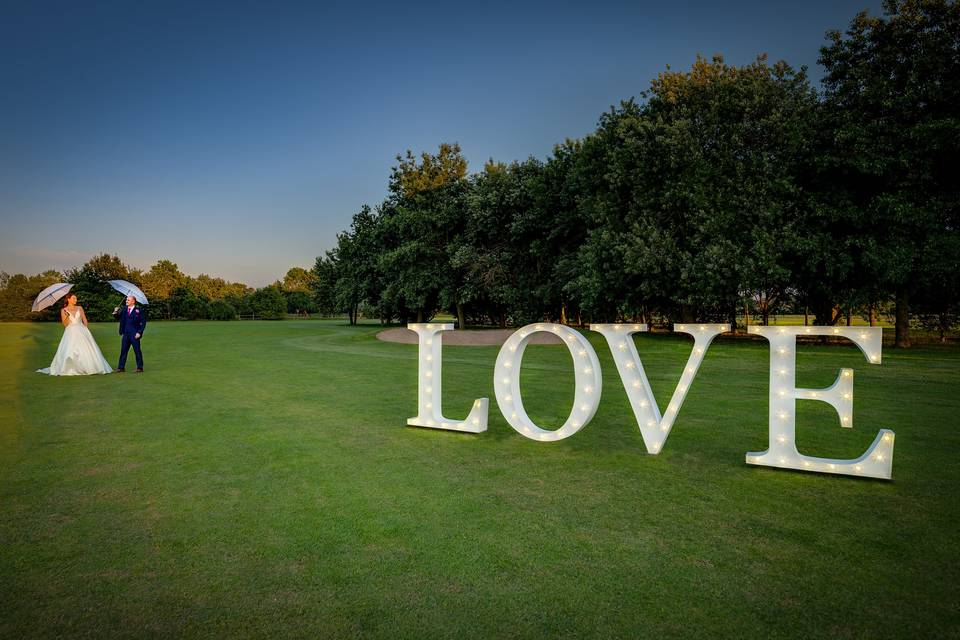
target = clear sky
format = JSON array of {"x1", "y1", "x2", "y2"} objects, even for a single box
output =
[{"x1": 0, "y1": 0, "x2": 883, "y2": 286}]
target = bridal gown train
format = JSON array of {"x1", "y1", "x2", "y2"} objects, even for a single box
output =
[{"x1": 38, "y1": 309, "x2": 113, "y2": 375}]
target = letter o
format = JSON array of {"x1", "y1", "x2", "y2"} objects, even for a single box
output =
[{"x1": 494, "y1": 323, "x2": 602, "y2": 441}]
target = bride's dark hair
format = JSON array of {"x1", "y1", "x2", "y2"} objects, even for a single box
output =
[{"x1": 62, "y1": 293, "x2": 77, "y2": 307}]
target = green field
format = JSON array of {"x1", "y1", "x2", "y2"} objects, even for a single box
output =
[{"x1": 1, "y1": 320, "x2": 958, "y2": 638}]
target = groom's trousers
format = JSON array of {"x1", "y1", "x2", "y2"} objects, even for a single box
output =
[{"x1": 119, "y1": 334, "x2": 144, "y2": 370}]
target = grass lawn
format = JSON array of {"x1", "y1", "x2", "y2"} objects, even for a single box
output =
[{"x1": 1, "y1": 320, "x2": 958, "y2": 638}]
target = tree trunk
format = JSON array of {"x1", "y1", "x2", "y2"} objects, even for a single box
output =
[
  {"x1": 895, "y1": 287, "x2": 911, "y2": 348},
  {"x1": 416, "y1": 309, "x2": 424, "y2": 324},
  {"x1": 846, "y1": 310, "x2": 852, "y2": 326},
  {"x1": 804, "y1": 306, "x2": 809, "y2": 326},
  {"x1": 456, "y1": 301, "x2": 465, "y2": 330},
  {"x1": 869, "y1": 305, "x2": 876, "y2": 327}
]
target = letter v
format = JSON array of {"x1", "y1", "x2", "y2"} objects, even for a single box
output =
[{"x1": 591, "y1": 323, "x2": 728, "y2": 453}]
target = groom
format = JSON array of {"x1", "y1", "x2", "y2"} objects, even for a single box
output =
[{"x1": 116, "y1": 294, "x2": 147, "y2": 372}]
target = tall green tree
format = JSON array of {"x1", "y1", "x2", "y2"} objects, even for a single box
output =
[
  {"x1": 249, "y1": 285, "x2": 287, "y2": 320},
  {"x1": 311, "y1": 252, "x2": 340, "y2": 316},
  {"x1": 64, "y1": 253, "x2": 138, "y2": 321},
  {"x1": 819, "y1": 0, "x2": 960, "y2": 346},
  {"x1": 141, "y1": 260, "x2": 189, "y2": 318},
  {"x1": 379, "y1": 143, "x2": 470, "y2": 324},
  {"x1": 0, "y1": 270, "x2": 63, "y2": 321},
  {"x1": 574, "y1": 55, "x2": 819, "y2": 325},
  {"x1": 281, "y1": 267, "x2": 315, "y2": 293}
]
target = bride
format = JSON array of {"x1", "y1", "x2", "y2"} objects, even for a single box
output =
[{"x1": 38, "y1": 294, "x2": 113, "y2": 375}]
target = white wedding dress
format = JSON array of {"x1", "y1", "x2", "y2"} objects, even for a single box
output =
[{"x1": 38, "y1": 308, "x2": 113, "y2": 375}]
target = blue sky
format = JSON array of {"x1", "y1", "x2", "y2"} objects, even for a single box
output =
[{"x1": 0, "y1": 0, "x2": 883, "y2": 286}]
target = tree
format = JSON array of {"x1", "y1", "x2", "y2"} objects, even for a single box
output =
[
  {"x1": 461, "y1": 157, "x2": 557, "y2": 326},
  {"x1": 190, "y1": 274, "x2": 248, "y2": 301},
  {"x1": 285, "y1": 290, "x2": 316, "y2": 315},
  {"x1": 311, "y1": 252, "x2": 340, "y2": 315},
  {"x1": 0, "y1": 270, "x2": 63, "y2": 321},
  {"x1": 64, "y1": 254, "x2": 138, "y2": 321},
  {"x1": 168, "y1": 286, "x2": 210, "y2": 320},
  {"x1": 389, "y1": 142, "x2": 468, "y2": 198},
  {"x1": 819, "y1": 0, "x2": 960, "y2": 346},
  {"x1": 379, "y1": 143, "x2": 470, "y2": 324},
  {"x1": 573, "y1": 56, "x2": 819, "y2": 326},
  {"x1": 141, "y1": 260, "x2": 189, "y2": 318},
  {"x1": 208, "y1": 299, "x2": 237, "y2": 321},
  {"x1": 312, "y1": 204, "x2": 386, "y2": 325},
  {"x1": 282, "y1": 267, "x2": 315, "y2": 293},
  {"x1": 250, "y1": 285, "x2": 287, "y2": 320},
  {"x1": 913, "y1": 229, "x2": 960, "y2": 341}
]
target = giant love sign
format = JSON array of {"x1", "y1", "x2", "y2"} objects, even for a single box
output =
[{"x1": 406, "y1": 323, "x2": 895, "y2": 480}]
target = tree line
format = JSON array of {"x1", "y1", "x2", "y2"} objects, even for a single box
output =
[
  {"x1": 0, "y1": 254, "x2": 318, "y2": 322},
  {"x1": 310, "y1": 1, "x2": 959, "y2": 347}
]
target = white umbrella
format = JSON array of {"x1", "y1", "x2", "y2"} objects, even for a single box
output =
[
  {"x1": 32, "y1": 282, "x2": 74, "y2": 312},
  {"x1": 108, "y1": 279, "x2": 149, "y2": 305}
]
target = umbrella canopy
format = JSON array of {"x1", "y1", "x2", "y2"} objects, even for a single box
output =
[
  {"x1": 108, "y1": 280, "x2": 149, "y2": 305},
  {"x1": 31, "y1": 282, "x2": 74, "y2": 312}
]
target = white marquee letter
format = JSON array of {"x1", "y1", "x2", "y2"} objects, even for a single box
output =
[
  {"x1": 592, "y1": 323, "x2": 728, "y2": 453},
  {"x1": 495, "y1": 323, "x2": 602, "y2": 441},
  {"x1": 746, "y1": 326, "x2": 894, "y2": 479},
  {"x1": 407, "y1": 323, "x2": 488, "y2": 433}
]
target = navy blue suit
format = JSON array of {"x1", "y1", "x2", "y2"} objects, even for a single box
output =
[{"x1": 118, "y1": 304, "x2": 147, "y2": 370}]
